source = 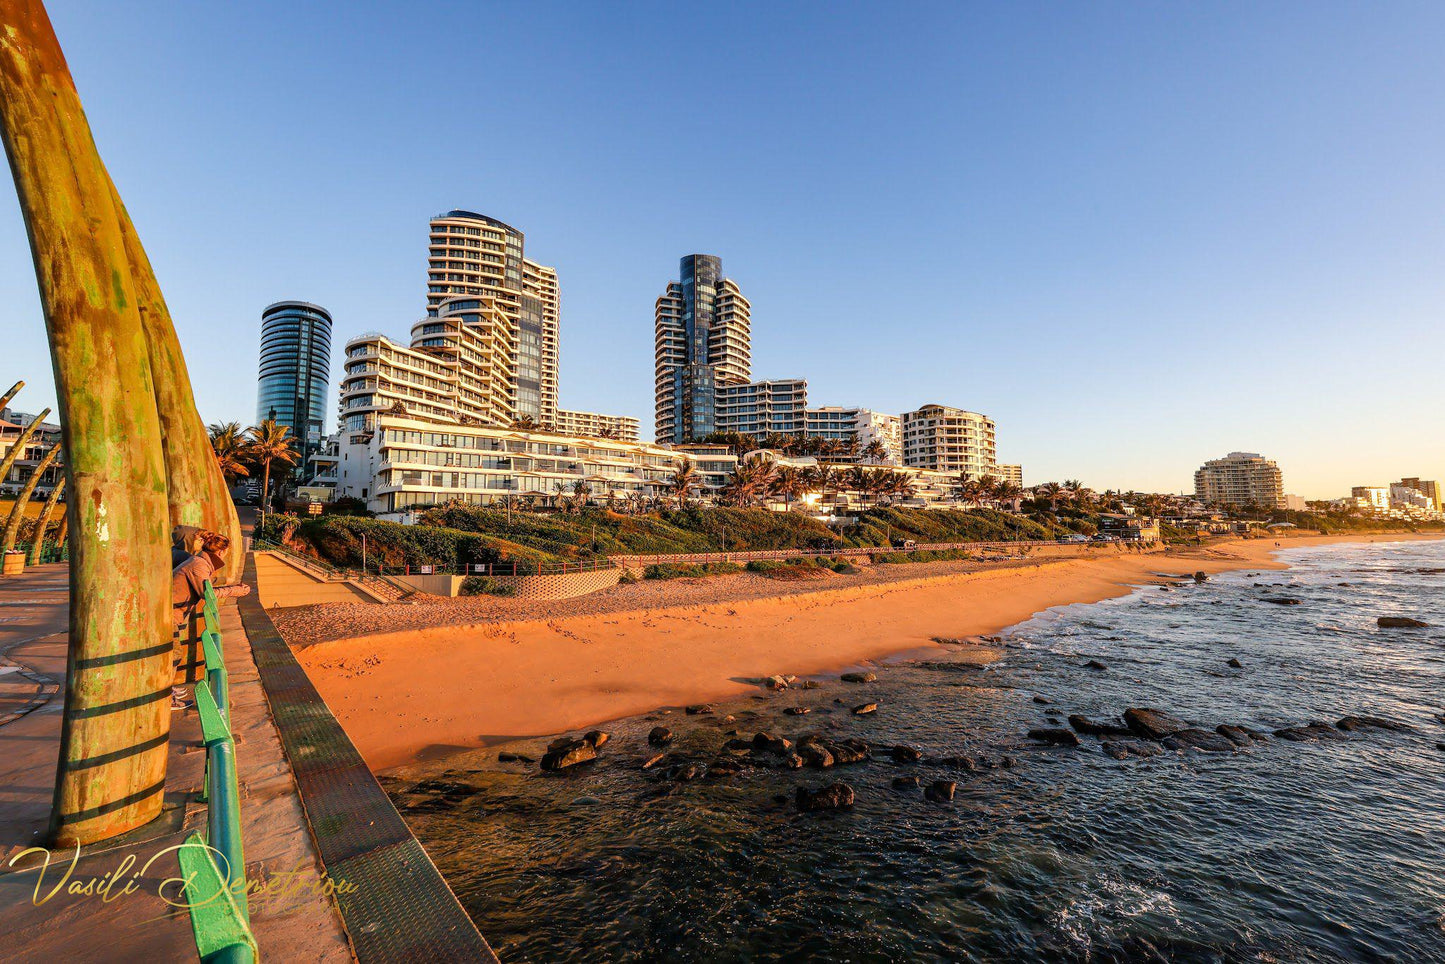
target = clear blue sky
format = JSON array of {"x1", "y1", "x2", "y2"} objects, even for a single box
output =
[{"x1": 3, "y1": 2, "x2": 1442, "y2": 498}]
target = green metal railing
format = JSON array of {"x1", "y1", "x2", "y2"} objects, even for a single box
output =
[{"x1": 179, "y1": 581, "x2": 257, "y2": 963}]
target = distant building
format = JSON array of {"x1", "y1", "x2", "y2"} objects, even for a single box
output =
[
  {"x1": 0, "y1": 410, "x2": 63, "y2": 499},
  {"x1": 654, "y1": 254, "x2": 752, "y2": 443},
  {"x1": 1390, "y1": 483, "x2": 1433, "y2": 511},
  {"x1": 853, "y1": 411, "x2": 903, "y2": 465},
  {"x1": 256, "y1": 300, "x2": 332, "y2": 482},
  {"x1": 554, "y1": 409, "x2": 640, "y2": 443},
  {"x1": 674, "y1": 444, "x2": 739, "y2": 498},
  {"x1": 1399, "y1": 478, "x2": 1441, "y2": 512},
  {"x1": 1099, "y1": 514, "x2": 1161, "y2": 542},
  {"x1": 715, "y1": 378, "x2": 808, "y2": 438},
  {"x1": 1350, "y1": 485, "x2": 1389, "y2": 512},
  {"x1": 994, "y1": 464, "x2": 1024, "y2": 487},
  {"x1": 1282, "y1": 493, "x2": 1308, "y2": 511},
  {"x1": 1193, "y1": 452, "x2": 1285, "y2": 509},
  {"x1": 901, "y1": 404, "x2": 997, "y2": 477}
]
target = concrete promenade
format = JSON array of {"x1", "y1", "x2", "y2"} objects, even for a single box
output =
[{"x1": 0, "y1": 564, "x2": 352, "y2": 963}]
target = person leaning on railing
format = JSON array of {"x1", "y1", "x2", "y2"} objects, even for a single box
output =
[{"x1": 170, "y1": 529, "x2": 251, "y2": 709}]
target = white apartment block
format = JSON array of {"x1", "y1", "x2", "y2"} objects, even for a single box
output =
[
  {"x1": 901, "y1": 404, "x2": 998, "y2": 478},
  {"x1": 803, "y1": 407, "x2": 903, "y2": 464},
  {"x1": 323, "y1": 416, "x2": 689, "y2": 519},
  {"x1": 993, "y1": 463, "x2": 1024, "y2": 487},
  {"x1": 554, "y1": 409, "x2": 641, "y2": 443},
  {"x1": 1194, "y1": 452, "x2": 1285, "y2": 509},
  {"x1": 1351, "y1": 486, "x2": 1389, "y2": 511},
  {"x1": 716, "y1": 378, "x2": 808, "y2": 438},
  {"x1": 426, "y1": 211, "x2": 559, "y2": 425}
]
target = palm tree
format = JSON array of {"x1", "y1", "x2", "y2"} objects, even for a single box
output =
[
  {"x1": 995, "y1": 479, "x2": 1024, "y2": 511},
  {"x1": 246, "y1": 418, "x2": 299, "y2": 513},
  {"x1": 1037, "y1": 481, "x2": 1065, "y2": 512},
  {"x1": 208, "y1": 421, "x2": 251, "y2": 483},
  {"x1": 861, "y1": 439, "x2": 887, "y2": 465},
  {"x1": 772, "y1": 465, "x2": 804, "y2": 507},
  {"x1": 812, "y1": 463, "x2": 837, "y2": 505},
  {"x1": 953, "y1": 474, "x2": 983, "y2": 508},
  {"x1": 511, "y1": 415, "x2": 540, "y2": 431},
  {"x1": 669, "y1": 463, "x2": 698, "y2": 508}
]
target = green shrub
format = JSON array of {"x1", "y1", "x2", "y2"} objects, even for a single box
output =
[
  {"x1": 643, "y1": 562, "x2": 743, "y2": 580},
  {"x1": 284, "y1": 515, "x2": 561, "y2": 571},
  {"x1": 459, "y1": 575, "x2": 516, "y2": 597}
]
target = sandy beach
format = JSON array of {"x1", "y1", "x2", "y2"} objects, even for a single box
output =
[{"x1": 288, "y1": 533, "x2": 1442, "y2": 771}]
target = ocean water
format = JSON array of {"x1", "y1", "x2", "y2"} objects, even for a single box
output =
[{"x1": 389, "y1": 540, "x2": 1445, "y2": 962}]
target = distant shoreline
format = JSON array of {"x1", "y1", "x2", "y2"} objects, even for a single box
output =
[{"x1": 288, "y1": 532, "x2": 1444, "y2": 772}]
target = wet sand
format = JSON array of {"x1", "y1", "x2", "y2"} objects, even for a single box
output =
[{"x1": 291, "y1": 533, "x2": 1441, "y2": 771}]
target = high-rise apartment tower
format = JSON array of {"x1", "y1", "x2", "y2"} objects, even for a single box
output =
[{"x1": 654, "y1": 254, "x2": 752, "y2": 444}]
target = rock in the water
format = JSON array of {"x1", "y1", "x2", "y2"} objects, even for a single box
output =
[
  {"x1": 924, "y1": 780, "x2": 956, "y2": 803},
  {"x1": 852, "y1": 702, "x2": 879, "y2": 716},
  {"x1": 541, "y1": 740, "x2": 597, "y2": 771},
  {"x1": 584, "y1": 730, "x2": 609, "y2": 749},
  {"x1": 1083, "y1": 659, "x2": 1108, "y2": 671},
  {"x1": 1161, "y1": 728, "x2": 1237, "y2": 752},
  {"x1": 765, "y1": 674, "x2": 790, "y2": 690},
  {"x1": 1226, "y1": 658, "x2": 1243, "y2": 669},
  {"x1": 547, "y1": 735, "x2": 578, "y2": 752},
  {"x1": 1216, "y1": 724, "x2": 1253, "y2": 746},
  {"x1": 708, "y1": 758, "x2": 744, "y2": 776},
  {"x1": 1274, "y1": 721, "x2": 1344, "y2": 742},
  {"x1": 722, "y1": 738, "x2": 754, "y2": 754},
  {"x1": 784, "y1": 706, "x2": 811, "y2": 716},
  {"x1": 1028, "y1": 727, "x2": 1080, "y2": 747},
  {"x1": 751, "y1": 732, "x2": 794, "y2": 755},
  {"x1": 1101, "y1": 740, "x2": 1165, "y2": 760},
  {"x1": 1336, "y1": 715, "x2": 1413, "y2": 733},
  {"x1": 799, "y1": 742, "x2": 835, "y2": 768},
  {"x1": 795, "y1": 783, "x2": 855, "y2": 812},
  {"x1": 1068, "y1": 714, "x2": 1133, "y2": 737},
  {"x1": 1194, "y1": 571, "x2": 1208, "y2": 583},
  {"x1": 801, "y1": 680, "x2": 822, "y2": 690},
  {"x1": 1378, "y1": 616, "x2": 1429, "y2": 628},
  {"x1": 1124, "y1": 707, "x2": 1191, "y2": 740},
  {"x1": 648, "y1": 726, "x2": 674, "y2": 747},
  {"x1": 685, "y1": 704, "x2": 715, "y2": 715},
  {"x1": 826, "y1": 738, "x2": 871, "y2": 764},
  {"x1": 890, "y1": 745, "x2": 922, "y2": 763},
  {"x1": 892, "y1": 776, "x2": 921, "y2": 790},
  {"x1": 841, "y1": 671, "x2": 877, "y2": 683},
  {"x1": 1033, "y1": 696, "x2": 1053, "y2": 705},
  {"x1": 1262, "y1": 597, "x2": 1302, "y2": 606},
  {"x1": 641, "y1": 752, "x2": 666, "y2": 770}
]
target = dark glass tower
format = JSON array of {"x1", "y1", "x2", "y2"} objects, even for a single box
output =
[
  {"x1": 256, "y1": 300, "x2": 332, "y2": 481},
  {"x1": 654, "y1": 255, "x2": 751, "y2": 443}
]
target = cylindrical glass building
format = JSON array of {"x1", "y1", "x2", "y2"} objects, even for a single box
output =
[{"x1": 256, "y1": 300, "x2": 332, "y2": 481}]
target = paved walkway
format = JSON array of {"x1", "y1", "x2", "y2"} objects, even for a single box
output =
[{"x1": 0, "y1": 564, "x2": 352, "y2": 963}]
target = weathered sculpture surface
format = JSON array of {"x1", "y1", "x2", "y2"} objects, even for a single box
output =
[{"x1": 0, "y1": 0, "x2": 242, "y2": 843}]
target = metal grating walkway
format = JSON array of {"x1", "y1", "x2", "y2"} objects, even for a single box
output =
[{"x1": 236, "y1": 555, "x2": 499, "y2": 962}]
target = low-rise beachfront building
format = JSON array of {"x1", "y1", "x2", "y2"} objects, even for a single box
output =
[
  {"x1": 554, "y1": 409, "x2": 641, "y2": 443},
  {"x1": 332, "y1": 415, "x2": 690, "y2": 519},
  {"x1": 0, "y1": 410, "x2": 63, "y2": 499},
  {"x1": 1397, "y1": 478, "x2": 1441, "y2": 512},
  {"x1": 901, "y1": 404, "x2": 998, "y2": 478},
  {"x1": 674, "y1": 443, "x2": 739, "y2": 498},
  {"x1": 1194, "y1": 452, "x2": 1286, "y2": 509}
]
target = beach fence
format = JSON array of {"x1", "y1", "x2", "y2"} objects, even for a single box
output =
[{"x1": 178, "y1": 580, "x2": 257, "y2": 962}]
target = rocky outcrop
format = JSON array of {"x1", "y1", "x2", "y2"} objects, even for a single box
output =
[
  {"x1": 1377, "y1": 616, "x2": 1429, "y2": 628},
  {"x1": 1262, "y1": 597, "x2": 1302, "y2": 606},
  {"x1": 1226, "y1": 658, "x2": 1243, "y2": 669},
  {"x1": 1083, "y1": 659, "x2": 1108, "y2": 671},
  {"x1": 1068, "y1": 714, "x2": 1133, "y2": 737},
  {"x1": 1215, "y1": 724, "x2": 1254, "y2": 746},
  {"x1": 1160, "y1": 728, "x2": 1236, "y2": 752},
  {"x1": 751, "y1": 732, "x2": 793, "y2": 755},
  {"x1": 1274, "y1": 721, "x2": 1344, "y2": 742},
  {"x1": 840, "y1": 671, "x2": 877, "y2": 683},
  {"x1": 798, "y1": 741, "x2": 835, "y2": 769},
  {"x1": 1100, "y1": 740, "x2": 1164, "y2": 760},
  {"x1": 1027, "y1": 727, "x2": 1080, "y2": 747},
  {"x1": 924, "y1": 780, "x2": 956, "y2": 803},
  {"x1": 1335, "y1": 715, "x2": 1413, "y2": 732},
  {"x1": 1124, "y1": 708, "x2": 1191, "y2": 740},
  {"x1": 583, "y1": 730, "x2": 609, "y2": 749},
  {"x1": 541, "y1": 740, "x2": 597, "y2": 771},
  {"x1": 892, "y1": 776, "x2": 921, "y2": 790},
  {"x1": 827, "y1": 738, "x2": 871, "y2": 765},
  {"x1": 852, "y1": 702, "x2": 879, "y2": 716},
  {"x1": 685, "y1": 704, "x2": 715, "y2": 715},
  {"x1": 784, "y1": 706, "x2": 811, "y2": 716},
  {"x1": 890, "y1": 745, "x2": 922, "y2": 763},
  {"x1": 648, "y1": 726, "x2": 674, "y2": 747},
  {"x1": 796, "y1": 783, "x2": 855, "y2": 812}
]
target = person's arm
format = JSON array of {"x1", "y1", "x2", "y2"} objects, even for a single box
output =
[{"x1": 214, "y1": 583, "x2": 252, "y2": 598}]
